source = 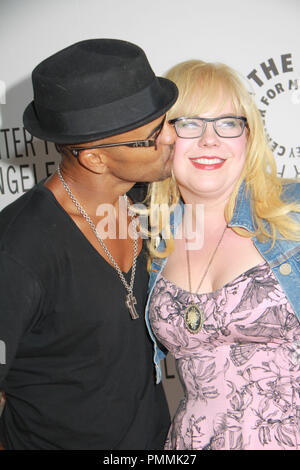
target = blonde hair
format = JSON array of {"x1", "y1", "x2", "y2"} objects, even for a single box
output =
[{"x1": 147, "y1": 60, "x2": 300, "y2": 261}]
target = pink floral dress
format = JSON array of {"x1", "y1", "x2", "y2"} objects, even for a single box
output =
[{"x1": 149, "y1": 262, "x2": 300, "y2": 450}]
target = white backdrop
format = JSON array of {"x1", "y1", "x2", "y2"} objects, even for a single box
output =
[{"x1": 1, "y1": 0, "x2": 299, "y2": 417}]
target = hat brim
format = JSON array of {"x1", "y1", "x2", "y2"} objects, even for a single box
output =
[{"x1": 23, "y1": 78, "x2": 178, "y2": 144}]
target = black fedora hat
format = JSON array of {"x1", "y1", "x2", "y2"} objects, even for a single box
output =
[{"x1": 23, "y1": 39, "x2": 178, "y2": 144}]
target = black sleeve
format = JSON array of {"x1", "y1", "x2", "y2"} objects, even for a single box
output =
[{"x1": 0, "y1": 251, "x2": 43, "y2": 387}]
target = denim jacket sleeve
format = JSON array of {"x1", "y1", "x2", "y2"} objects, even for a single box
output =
[{"x1": 229, "y1": 180, "x2": 300, "y2": 322}]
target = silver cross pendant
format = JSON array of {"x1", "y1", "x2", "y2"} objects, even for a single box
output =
[{"x1": 125, "y1": 293, "x2": 139, "y2": 320}]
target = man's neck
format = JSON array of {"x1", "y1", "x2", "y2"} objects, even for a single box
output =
[
  {"x1": 44, "y1": 164, "x2": 142, "y2": 273},
  {"x1": 45, "y1": 166, "x2": 135, "y2": 218}
]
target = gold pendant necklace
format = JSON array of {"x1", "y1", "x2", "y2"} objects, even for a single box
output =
[{"x1": 184, "y1": 226, "x2": 227, "y2": 334}]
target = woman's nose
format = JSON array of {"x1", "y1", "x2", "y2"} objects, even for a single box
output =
[{"x1": 197, "y1": 122, "x2": 220, "y2": 145}]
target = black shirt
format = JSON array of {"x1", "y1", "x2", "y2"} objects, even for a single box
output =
[{"x1": 0, "y1": 182, "x2": 170, "y2": 449}]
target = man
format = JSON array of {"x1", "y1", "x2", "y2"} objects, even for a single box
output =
[{"x1": 0, "y1": 39, "x2": 178, "y2": 449}]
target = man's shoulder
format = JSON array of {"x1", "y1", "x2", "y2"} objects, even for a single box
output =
[
  {"x1": 1, "y1": 185, "x2": 38, "y2": 222},
  {"x1": 0, "y1": 182, "x2": 57, "y2": 252}
]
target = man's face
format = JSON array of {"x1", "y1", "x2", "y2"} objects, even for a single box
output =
[{"x1": 97, "y1": 115, "x2": 176, "y2": 183}]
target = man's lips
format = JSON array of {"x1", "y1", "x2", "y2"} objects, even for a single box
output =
[{"x1": 189, "y1": 156, "x2": 225, "y2": 170}]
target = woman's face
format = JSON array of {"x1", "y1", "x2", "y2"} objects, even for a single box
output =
[{"x1": 172, "y1": 100, "x2": 248, "y2": 203}]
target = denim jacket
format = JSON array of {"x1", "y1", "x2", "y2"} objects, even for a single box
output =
[{"x1": 145, "y1": 180, "x2": 300, "y2": 384}]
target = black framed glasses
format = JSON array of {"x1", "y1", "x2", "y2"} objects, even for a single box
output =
[
  {"x1": 69, "y1": 116, "x2": 166, "y2": 157},
  {"x1": 169, "y1": 115, "x2": 247, "y2": 139}
]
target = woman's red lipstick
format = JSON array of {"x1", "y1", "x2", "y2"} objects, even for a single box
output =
[{"x1": 189, "y1": 156, "x2": 225, "y2": 170}]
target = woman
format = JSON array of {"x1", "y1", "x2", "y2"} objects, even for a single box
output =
[{"x1": 145, "y1": 60, "x2": 300, "y2": 450}]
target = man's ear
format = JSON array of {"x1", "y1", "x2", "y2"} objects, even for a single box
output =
[{"x1": 77, "y1": 149, "x2": 109, "y2": 174}]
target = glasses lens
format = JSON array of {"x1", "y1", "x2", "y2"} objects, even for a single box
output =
[
  {"x1": 215, "y1": 117, "x2": 245, "y2": 137},
  {"x1": 175, "y1": 118, "x2": 205, "y2": 138}
]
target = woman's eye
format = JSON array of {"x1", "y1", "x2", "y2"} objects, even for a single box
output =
[
  {"x1": 219, "y1": 119, "x2": 238, "y2": 128},
  {"x1": 179, "y1": 120, "x2": 201, "y2": 128}
]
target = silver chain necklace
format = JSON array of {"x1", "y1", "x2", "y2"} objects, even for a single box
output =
[
  {"x1": 184, "y1": 225, "x2": 227, "y2": 334},
  {"x1": 57, "y1": 165, "x2": 139, "y2": 320}
]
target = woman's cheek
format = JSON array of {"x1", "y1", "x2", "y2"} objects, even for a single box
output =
[{"x1": 172, "y1": 139, "x2": 190, "y2": 178}]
